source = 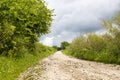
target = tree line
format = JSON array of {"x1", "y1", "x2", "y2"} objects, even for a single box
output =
[{"x1": 64, "y1": 11, "x2": 120, "y2": 64}]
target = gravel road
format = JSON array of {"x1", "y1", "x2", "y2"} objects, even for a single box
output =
[{"x1": 18, "y1": 51, "x2": 120, "y2": 80}]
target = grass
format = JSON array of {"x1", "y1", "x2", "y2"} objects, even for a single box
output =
[
  {"x1": 63, "y1": 50, "x2": 120, "y2": 65},
  {"x1": 0, "y1": 50, "x2": 55, "y2": 80}
]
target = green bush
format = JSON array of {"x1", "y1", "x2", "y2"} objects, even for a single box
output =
[
  {"x1": 0, "y1": 0, "x2": 53, "y2": 57},
  {"x1": 64, "y1": 11, "x2": 120, "y2": 65},
  {"x1": 95, "y1": 52, "x2": 117, "y2": 63}
]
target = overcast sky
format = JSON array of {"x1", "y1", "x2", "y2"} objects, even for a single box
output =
[{"x1": 40, "y1": 0, "x2": 120, "y2": 47}]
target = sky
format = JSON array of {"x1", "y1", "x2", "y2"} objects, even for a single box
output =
[{"x1": 40, "y1": 0, "x2": 120, "y2": 47}]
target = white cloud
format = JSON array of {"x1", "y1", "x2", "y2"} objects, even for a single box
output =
[
  {"x1": 41, "y1": 37, "x2": 54, "y2": 46},
  {"x1": 41, "y1": 0, "x2": 120, "y2": 46}
]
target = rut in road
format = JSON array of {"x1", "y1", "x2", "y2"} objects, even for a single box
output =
[{"x1": 18, "y1": 51, "x2": 120, "y2": 80}]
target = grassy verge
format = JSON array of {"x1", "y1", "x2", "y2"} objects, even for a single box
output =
[
  {"x1": 62, "y1": 50, "x2": 120, "y2": 65},
  {"x1": 0, "y1": 49, "x2": 55, "y2": 80}
]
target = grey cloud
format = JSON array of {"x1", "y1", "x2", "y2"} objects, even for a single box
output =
[{"x1": 41, "y1": 0, "x2": 120, "y2": 46}]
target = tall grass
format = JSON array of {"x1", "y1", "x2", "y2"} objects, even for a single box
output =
[
  {"x1": 63, "y1": 50, "x2": 120, "y2": 65},
  {"x1": 0, "y1": 48, "x2": 55, "y2": 80}
]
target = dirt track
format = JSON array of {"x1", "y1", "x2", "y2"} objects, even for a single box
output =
[{"x1": 18, "y1": 51, "x2": 120, "y2": 80}]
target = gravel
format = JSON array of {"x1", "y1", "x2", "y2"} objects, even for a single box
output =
[{"x1": 18, "y1": 51, "x2": 120, "y2": 80}]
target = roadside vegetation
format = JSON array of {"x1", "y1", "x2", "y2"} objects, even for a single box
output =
[
  {"x1": 0, "y1": 0, "x2": 55, "y2": 80},
  {"x1": 64, "y1": 11, "x2": 120, "y2": 65},
  {"x1": 61, "y1": 41, "x2": 70, "y2": 50},
  {"x1": 0, "y1": 43, "x2": 55, "y2": 80}
]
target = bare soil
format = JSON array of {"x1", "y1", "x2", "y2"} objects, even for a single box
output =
[{"x1": 18, "y1": 51, "x2": 120, "y2": 80}]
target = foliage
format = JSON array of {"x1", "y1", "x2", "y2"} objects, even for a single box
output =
[
  {"x1": 52, "y1": 45, "x2": 58, "y2": 50},
  {"x1": 0, "y1": 43, "x2": 55, "y2": 80},
  {"x1": 0, "y1": 0, "x2": 53, "y2": 57},
  {"x1": 64, "y1": 11, "x2": 120, "y2": 64},
  {"x1": 103, "y1": 12, "x2": 120, "y2": 57},
  {"x1": 0, "y1": 0, "x2": 55, "y2": 79},
  {"x1": 61, "y1": 41, "x2": 70, "y2": 49}
]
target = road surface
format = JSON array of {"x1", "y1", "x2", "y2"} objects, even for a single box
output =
[{"x1": 18, "y1": 51, "x2": 120, "y2": 80}]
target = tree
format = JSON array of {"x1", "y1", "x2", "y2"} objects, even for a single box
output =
[
  {"x1": 87, "y1": 33, "x2": 106, "y2": 52},
  {"x1": 52, "y1": 45, "x2": 58, "y2": 50},
  {"x1": 103, "y1": 12, "x2": 120, "y2": 57},
  {"x1": 0, "y1": 0, "x2": 53, "y2": 56},
  {"x1": 61, "y1": 41, "x2": 70, "y2": 49},
  {"x1": 65, "y1": 11, "x2": 120, "y2": 64}
]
